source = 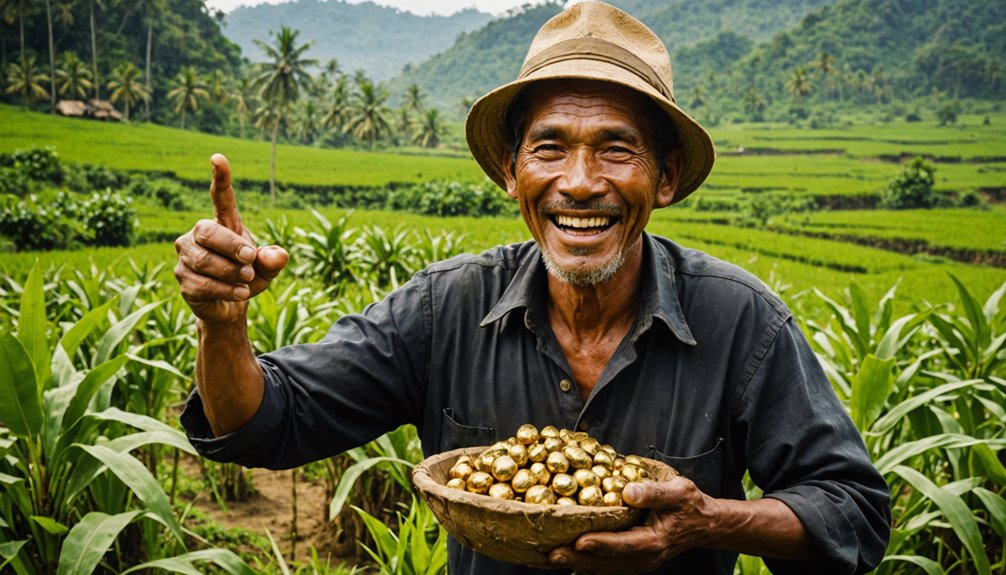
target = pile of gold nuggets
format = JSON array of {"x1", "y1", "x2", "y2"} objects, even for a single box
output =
[{"x1": 445, "y1": 424, "x2": 653, "y2": 506}]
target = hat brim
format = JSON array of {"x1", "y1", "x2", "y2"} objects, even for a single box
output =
[{"x1": 465, "y1": 59, "x2": 716, "y2": 204}]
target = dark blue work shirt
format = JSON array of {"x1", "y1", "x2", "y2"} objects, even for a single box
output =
[{"x1": 182, "y1": 233, "x2": 890, "y2": 575}]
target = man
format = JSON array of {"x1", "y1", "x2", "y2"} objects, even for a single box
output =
[{"x1": 175, "y1": 2, "x2": 890, "y2": 573}]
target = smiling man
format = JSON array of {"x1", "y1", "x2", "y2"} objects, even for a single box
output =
[{"x1": 175, "y1": 2, "x2": 890, "y2": 574}]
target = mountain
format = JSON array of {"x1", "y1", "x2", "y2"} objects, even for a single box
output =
[
  {"x1": 222, "y1": 0, "x2": 493, "y2": 81},
  {"x1": 387, "y1": 0, "x2": 835, "y2": 112}
]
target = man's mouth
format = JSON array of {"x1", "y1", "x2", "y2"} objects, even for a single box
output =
[{"x1": 552, "y1": 214, "x2": 617, "y2": 234}]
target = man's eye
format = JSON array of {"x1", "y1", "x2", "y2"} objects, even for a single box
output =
[
  {"x1": 606, "y1": 146, "x2": 633, "y2": 156},
  {"x1": 533, "y1": 144, "x2": 561, "y2": 153}
]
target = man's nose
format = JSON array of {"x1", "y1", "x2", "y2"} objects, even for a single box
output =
[{"x1": 556, "y1": 149, "x2": 606, "y2": 200}]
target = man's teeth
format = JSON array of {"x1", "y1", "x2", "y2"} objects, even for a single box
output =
[{"x1": 556, "y1": 215, "x2": 611, "y2": 229}]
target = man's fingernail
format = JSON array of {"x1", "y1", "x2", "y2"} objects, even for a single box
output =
[
  {"x1": 580, "y1": 540, "x2": 596, "y2": 552},
  {"x1": 239, "y1": 246, "x2": 256, "y2": 263},
  {"x1": 240, "y1": 266, "x2": 254, "y2": 281},
  {"x1": 624, "y1": 484, "x2": 642, "y2": 502}
]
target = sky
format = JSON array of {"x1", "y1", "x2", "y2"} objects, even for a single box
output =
[{"x1": 203, "y1": 0, "x2": 536, "y2": 16}]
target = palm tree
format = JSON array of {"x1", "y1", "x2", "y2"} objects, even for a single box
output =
[
  {"x1": 5, "y1": 53, "x2": 49, "y2": 109},
  {"x1": 690, "y1": 85, "x2": 705, "y2": 108},
  {"x1": 87, "y1": 0, "x2": 102, "y2": 98},
  {"x1": 54, "y1": 0, "x2": 73, "y2": 27},
  {"x1": 346, "y1": 79, "x2": 390, "y2": 150},
  {"x1": 107, "y1": 61, "x2": 149, "y2": 120},
  {"x1": 322, "y1": 75, "x2": 350, "y2": 133},
  {"x1": 137, "y1": 0, "x2": 163, "y2": 118},
  {"x1": 413, "y1": 108, "x2": 444, "y2": 148},
  {"x1": 293, "y1": 99, "x2": 320, "y2": 144},
  {"x1": 786, "y1": 66, "x2": 814, "y2": 102},
  {"x1": 394, "y1": 106, "x2": 411, "y2": 145},
  {"x1": 208, "y1": 68, "x2": 229, "y2": 105},
  {"x1": 742, "y1": 87, "x2": 766, "y2": 120},
  {"x1": 55, "y1": 51, "x2": 93, "y2": 98},
  {"x1": 5, "y1": 0, "x2": 31, "y2": 56},
  {"x1": 43, "y1": 0, "x2": 56, "y2": 110},
  {"x1": 166, "y1": 65, "x2": 208, "y2": 129},
  {"x1": 252, "y1": 26, "x2": 316, "y2": 206},
  {"x1": 809, "y1": 51, "x2": 836, "y2": 100},
  {"x1": 230, "y1": 76, "x2": 255, "y2": 137},
  {"x1": 403, "y1": 83, "x2": 425, "y2": 114}
]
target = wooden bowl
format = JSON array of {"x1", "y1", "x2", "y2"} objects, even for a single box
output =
[{"x1": 412, "y1": 446, "x2": 677, "y2": 567}]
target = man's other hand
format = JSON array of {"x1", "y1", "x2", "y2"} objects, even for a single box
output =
[{"x1": 174, "y1": 153, "x2": 289, "y2": 325}]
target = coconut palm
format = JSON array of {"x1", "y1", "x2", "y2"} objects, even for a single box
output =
[
  {"x1": 346, "y1": 79, "x2": 390, "y2": 150},
  {"x1": 87, "y1": 0, "x2": 103, "y2": 98},
  {"x1": 43, "y1": 0, "x2": 55, "y2": 110},
  {"x1": 5, "y1": 53, "x2": 49, "y2": 109},
  {"x1": 107, "y1": 61, "x2": 150, "y2": 121},
  {"x1": 4, "y1": 0, "x2": 32, "y2": 56},
  {"x1": 403, "y1": 83, "x2": 425, "y2": 114},
  {"x1": 252, "y1": 26, "x2": 316, "y2": 206},
  {"x1": 209, "y1": 68, "x2": 229, "y2": 105},
  {"x1": 413, "y1": 108, "x2": 444, "y2": 149},
  {"x1": 809, "y1": 51, "x2": 836, "y2": 100},
  {"x1": 322, "y1": 75, "x2": 350, "y2": 133},
  {"x1": 293, "y1": 99, "x2": 321, "y2": 144},
  {"x1": 137, "y1": 0, "x2": 164, "y2": 117},
  {"x1": 55, "y1": 51, "x2": 93, "y2": 98},
  {"x1": 230, "y1": 76, "x2": 255, "y2": 137},
  {"x1": 54, "y1": 0, "x2": 73, "y2": 26},
  {"x1": 742, "y1": 88, "x2": 766, "y2": 120},
  {"x1": 394, "y1": 106, "x2": 412, "y2": 145},
  {"x1": 786, "y1": 66, "x2": 814, "y2": 102},
  {"x1": 166, "y1": 65, "x2": 208, "y2": 130}
]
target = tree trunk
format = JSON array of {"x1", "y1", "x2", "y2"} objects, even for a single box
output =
[
  {"x1": 145, "y1": 17, "x2": 153, "y2": 119},
  {"x1": 45, "y1": 0, "x2": 55, "y2": 112},
  {"x1": 269, "y1": 121, "x2": 278, "y2": 207},
  {"x1": 90, "y1": 0, "x2": 99, "y2": 99},
  {"x1": 180, "y1": 107, "x2": 185, "y2": 130}
]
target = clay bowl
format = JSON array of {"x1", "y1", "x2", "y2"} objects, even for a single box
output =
[{"x1": 412, "y1": 445, "x2": 677, "y2": 568}]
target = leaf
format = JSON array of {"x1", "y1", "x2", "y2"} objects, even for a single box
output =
[
  {"x1": 56, "y1": 510, "x2": 142, "y2": 575},
  {"x1": 120, "y1": 549, "x2": 256, "y2": 575},
  {"x1": 0, "y1": 539, "x2": 27, "y2": 561},
  {"x1": 972, "y1": 443, "x2": 1006, "y2": 485},
  {"x1": 265, "y1": 529, "x2": 292, "y2": 575},
  {"x1": 60, "y1": 356, "x2": 129, "y2": 432},
  {"x1": 881, "y1": 555, "x2": 943, "y2": 575},
  {"x1": 872, "y1": 379, "x2": 977, "y2": 434},
  {"x1": 58, "y1": 298, "x2": 116, "y2": 361},
  {"x1": 875, "y1": 434, "x2": 1004, "y2": 475},
  {"x1": 0, "y1": 332, "x2": 43, "y2": 438},
  {"x1": 948, "y1": 273, "x2": 988, "y2": 348},
  {"x1": 850, "y1": 354, "x2": 894, "y2": 432},
  {"x1": 125, "y1": 353, "x2": 191, "y2": 382},
  {"x1": 973, "y1": 487, "x2": 1006, "y2": 539},
  {"x1": 78, "y1": 443, "x2": 184, "y2": 544},
  {"x1": 329, "y1": 456, "x2": 415, "y2": 520},
  {"x1": 892, "y1": 465, "x2": 991, "y2": 575},
  {"x1": 31, "y1": 515, "x2": 68, "y2": 535},
  {"x1": 94, "y1": 300, "x2": 162, "y2": 365},
  {"x1": 18, "y1": 262, "x2": 49, "y2": 396}
]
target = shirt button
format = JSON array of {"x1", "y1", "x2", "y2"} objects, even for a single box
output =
[
  {"x1": 559, "y1": 379, "x2": 572, "y2": 392},
  {"x1": 578, "y1": 421, "x2": 589, "y2": 431}
]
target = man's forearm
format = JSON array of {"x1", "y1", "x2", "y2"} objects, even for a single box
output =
[
  {"x1": 195, "y1": 318, "x2": 264, "y2": 437},
  {"x1": 709, "y1": 497, "x2": 817, "y2": 560}
]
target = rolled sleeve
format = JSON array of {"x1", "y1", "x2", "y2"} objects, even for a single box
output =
[{"x1": 737, "y1": 319, "x2": 891, "y2": 575}]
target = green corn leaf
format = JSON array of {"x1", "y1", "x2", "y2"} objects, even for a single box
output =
[
  {"x1": 0, "y1": 539, "x2": 27, "y2": 561},
  {"x1": 981, "y1": 281, "x2": 1006, "y2": 323},
  {"x1": 125, "y1": 353, "x2": 192, "y2": 382},
  {"x1": 56, "y1": 510, "x2": 142, "y2": 575},
  {"x1": 353, "y1": 505, "x2": 398, "y2": 564},
  {"x1": 972, "y1": 443, "x2": 1006, "y2": 485},
  {"x1": 77, "y1": 443, "x2": 184, "y2": 544},
  {"x1": 61, "y1": 356, "x2": 129, "y2": 432},
  {"x1": 948, "y1": 273, "x2": 989, "y2": 349},
  {"x1": 0, "y1": 471, "x2": 23, "y2": 485},
  {"x1": 893, "y1": 465, "x2": 991, "y2": 575},
  {"x1": 973, "y1": 487, "x2": 1006, "y2": 539},
  {"x1": 330, "y1": 456, "x2": 415, "y2": 520},
  {"x1": 851, "y1": 354, "x2": 894, "y2": 432},
  {"x1": 872, "y1": 380, "x2": 976, "y2": 434},
  {"x1": 265, "y1": 528, "x2": 292, "y2": 575},
  {"x1": 31, "y1": 515, "x2": 68, "y2": 535},
  {"x1": 848, "y1": 282, "x2": 872, "y2": 348},
  {"x1": 120, "y1": 549, "x2": 257, "y2": 575},
  {"x1": 94, "y1": 300, "x2": 162, "y2": 365},
  {"x1": 58, "y1": 298, "x2": 116, "y2": 362},
  {"x1": 0, "y1": 332, "x2": 43, "y2": 438},
  {"x1": 881, "y1": 555, "x2": 943, "y2": 575},
  {"x1": 875, "y1": 434, "x2": 1006, "y2": 475},
  {"x1": 18, "y1": 262, "x2": 49, "y2": 397}
]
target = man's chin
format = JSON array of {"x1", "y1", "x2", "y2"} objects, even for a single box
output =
[{"x1": 540, "y1": 249, "x2": 625, "y2": 288}]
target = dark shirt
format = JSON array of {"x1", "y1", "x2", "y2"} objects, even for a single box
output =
[{"x1": 182, "y1": 233, "x2": 890, "y2": 575}]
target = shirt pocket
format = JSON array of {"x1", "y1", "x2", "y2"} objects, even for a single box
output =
[
  {"x1": 647, "y1": 438, "x2": 723, "y2": 496},
  {"x1": 439, "y1": 408, "x2": 495, "y2": 452}
]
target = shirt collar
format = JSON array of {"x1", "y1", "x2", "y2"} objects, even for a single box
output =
[{"x1": 479, "y1": 235, "x2": 697, "y2": 347}]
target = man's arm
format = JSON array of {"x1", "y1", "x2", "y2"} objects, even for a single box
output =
[{"x1": 174, "y1": 154, "x2": 288, "y2": 435}]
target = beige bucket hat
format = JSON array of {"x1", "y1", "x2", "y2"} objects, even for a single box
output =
[{"x1": 465, "y1": 1, "x2": 715, "y2": 203}]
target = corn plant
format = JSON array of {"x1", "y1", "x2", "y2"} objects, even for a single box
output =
[
  {"x1": 353, "y1": 496, "x2": 447, "y2": 575},
  {"x1": 292, "y1": 210, "x2": 359, "y2": 292},
  {"x1": 355, "y1": 225, "x2": 417, "y2": 289},
  {"x1": 0, "y1": 264, "x2": 253, "y2": 574}
]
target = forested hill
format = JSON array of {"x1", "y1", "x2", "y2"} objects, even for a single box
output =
[
  {"x1": 223, "y1": 0, "x2": 492, "y2": 81},
  {"x1": 387, "y1": 0, "x2": 834, "y2": 111},
  {"x1": 731, "y1": 0, "x2": 1006, "y2": 102}
]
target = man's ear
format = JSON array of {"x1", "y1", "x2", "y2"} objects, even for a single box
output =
[
  {"x1": 502, "y1": 148, "x2": 519, "y2": 199},
  {"x1": 654, "y1": 149, "x2": 683, "y2": 208}
]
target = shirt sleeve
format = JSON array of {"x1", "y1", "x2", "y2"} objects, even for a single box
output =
[
  {"x1": 180, "y1": 271, "x2": 431, "y2": 470},
  {"x1": 735, "y1": 318, "x2": 891, "y2": 575}
]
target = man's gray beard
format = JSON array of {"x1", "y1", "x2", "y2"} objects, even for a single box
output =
[{"x1": 540, "y1": 246, "x2": 626, "y2": 288}]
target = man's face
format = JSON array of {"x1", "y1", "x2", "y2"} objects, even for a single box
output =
[{"x1": 504, "y1": 80, "x2": 679, "y2": 287}]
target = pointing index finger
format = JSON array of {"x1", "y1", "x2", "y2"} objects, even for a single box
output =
[{"x1": 210, "y1": 153, "x2": 244, "y2": 235}]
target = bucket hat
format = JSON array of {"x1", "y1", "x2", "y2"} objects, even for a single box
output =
[{"x1": 465, "y1": 1, "x2": 715, "y2": 203}]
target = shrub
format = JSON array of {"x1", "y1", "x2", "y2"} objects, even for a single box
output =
[
  {"x1": 0, "y1": 193, "x2": 79, "y2": 250},
  {"x1": 880, "y1": 157, "x2": 937, "y2": 209},
  {"x1": 79, "y1": 189, "x2": 137, "y2": 246},
  {"x1": 0, "y1": 167, "x2": 32, "y2": 196},
  {"x1": 738, "y1": 193, "x2": 817, "y2": 228},
  {"x1": 936, "y1": 101, "x2": 959, "y2": 126},
  {"x1": 127, "y1": 176, "x2": 192, "y2": 210},
  {"x1": 0, "y1": 145, "x2": 63, "y2": 184},
  {"x1": 387, "y1": 180, "x2": 518, "y2": 218}
]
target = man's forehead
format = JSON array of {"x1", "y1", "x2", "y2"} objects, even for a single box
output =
[{"x1": 519, "y1": 80, "x2": 655, "y2": 139}]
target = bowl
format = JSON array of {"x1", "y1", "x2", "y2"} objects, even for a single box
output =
[{"x1": 412, "y1": 445, "x2": 677, "y2": 567}]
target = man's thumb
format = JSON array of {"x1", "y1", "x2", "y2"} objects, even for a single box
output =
[{"x1": 248, "y1": 245, "x2": 289, "y2": 296}]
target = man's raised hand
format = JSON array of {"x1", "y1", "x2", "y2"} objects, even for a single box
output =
[{"x1": 174, "y1": 154, "x2": 289, "y2": 325}]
